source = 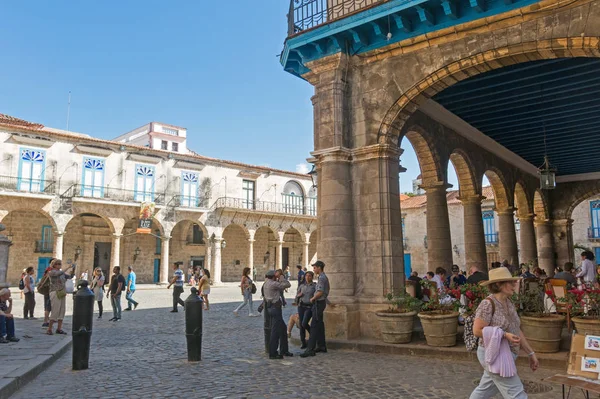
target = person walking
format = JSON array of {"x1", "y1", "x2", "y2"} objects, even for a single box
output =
[
  {"x1": 168, "y1": 261, "x2": 185, "y2": 313},
  {"x1": 47, "y1": 259, "x2": 75, "y2": 335},
  {"x1": 124, "y1": 266, "x2": 139, "y2": 311},
  {"x1": 296, "y1": 270, "x2": 316, "y2": 349},
  {"x1": 107, "y1": 266, "x2": 126, "y2": 322},
  {"x1": 300, "y1": 260, "x2": 329, "y2": 358},
  {"x1": 90, "y1": 268, "x2": 105, "y2": 319},
  {"x1": 23, "y1": 266, "x2": 36, "y2": 319},
  {"x1": 263, "y1": 269, "x2": 293, "y2": 359},
  {"x1": 470, "y1": 267, "x2": 539, "y2": 398},
  {"x1": 198, "y1": 268, "x2": 211, "y2": 310},
  {"x1": 233, "y1": 267, "x2": 259, "y2": 317},
  {"x1": 577, "y1": 250, "x2": 596, "y2": 285}
]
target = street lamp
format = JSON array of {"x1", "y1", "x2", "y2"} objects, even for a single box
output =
[
  {"x1": 74, "y1": 246, "x2": 82, "y2": 261},
  {"x1": 308, "y1": 164, "x2": 318, "y2": 188},
  {"x1": 221, "y1": 240, "x2": 227, "y2": 249},
  {"x1": 538, "y1": 155, "x2": 557, "y2": 190},
  {"x1": 133, "y1": 246, "x2": 141, "y2": 261}
]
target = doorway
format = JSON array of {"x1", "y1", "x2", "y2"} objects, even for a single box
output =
[
  {"x1": 282, "y1": 247, "x2": 289, "y2": 270},
  {"x1": 153, "y1": 259, "x2": 160, "y2": 283},
  {"x1": 37, "y1": 257, "x2": 53, "y2": 282},
  {"x1": 94, "y1": 242, "x2": 112, "y2": 277},
  {"x1": 404, "y1": 253, "x2": 412, "y2": 277}
]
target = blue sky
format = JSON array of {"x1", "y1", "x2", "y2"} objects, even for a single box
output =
[{"x1": 0, "y1": 1, "x2": 460, "y2": 193}]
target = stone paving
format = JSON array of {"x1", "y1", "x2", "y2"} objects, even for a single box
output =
[{"x1": 6, "y1": 284, "x2": 567, "y2": 398}]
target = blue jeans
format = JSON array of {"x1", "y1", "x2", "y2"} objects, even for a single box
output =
[
  {"x1": 0, "y1": 315, "x2": 15, "y2": 338},
  {"x1": 234, "y1": 290, "x2": 254, "y2": 315},
  {"x1": 470, "y1": 345, "x2": 526, "y2": 399},
  {"x1": 111, "y1": 294, "x2": 122, "y2": 319},
  {"x1": 298, "y1": 305, "x2": 312, "y2": 346},
  {"x1": 126, "y1": 290, "x2": 138, "y2": 309}
]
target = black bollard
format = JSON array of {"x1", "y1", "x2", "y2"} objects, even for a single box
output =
[
  {"x1": 184, "y1": 287, "x2": 203, "y2": 362},
  {"x1": 263, "y1": 301, "x2": 270, "y2": 354},
  {"x1": 72, "y1": 280, "x2": 94, "y2": 370}
]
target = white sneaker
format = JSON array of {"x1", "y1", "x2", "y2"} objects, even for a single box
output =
[
  {"x1": 233, "y1": 310, "x2": 239, "y2": 316},
  {"x1": 249, "y1": 313, "x2": 260, "y2": 317}
]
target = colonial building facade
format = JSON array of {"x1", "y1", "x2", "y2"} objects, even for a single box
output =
[{"x1": 0, "y1": 114, "x2": 317, "y2": 285}]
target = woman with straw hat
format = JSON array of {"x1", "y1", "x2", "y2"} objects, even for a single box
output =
[{"x1": 470, "y1": 267, "x2": 539, "y2": 399}]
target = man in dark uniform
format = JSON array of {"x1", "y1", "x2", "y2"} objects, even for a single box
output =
[
  {"x1": 263, "y1": 270, "x2": 293, "y2": 359},
  {"x1": 300, "y1": 260, "x2": 329, "y2": 358},
  {"x1": 295, "y1": 271, "x2": 316, "y2": 349}
]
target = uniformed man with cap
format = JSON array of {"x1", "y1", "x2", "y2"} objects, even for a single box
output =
[
  {"x1": 300, "y1": 260, "x2": 329, "y2": 357},
  {"x1": 263, "y1": 269, "x2": 293, "y2": 359},
  {"x1": 167, "y1": 261, "x2": 185, "y2": 313}
]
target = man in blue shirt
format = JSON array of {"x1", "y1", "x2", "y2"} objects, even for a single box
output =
[
  {"x1": 445, "y1": 264, "x2": 467, "y2": 288},
  {"x1": 167, "y1": 261, "x2": 185, "y2": 313},
  {"x1": 124, "y1": 266, "x2": 139, "y2": 311}
]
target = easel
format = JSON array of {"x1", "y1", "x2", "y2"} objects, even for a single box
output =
[{"x1": 545, "y1": 333, "x2": 600, "y2": 398}]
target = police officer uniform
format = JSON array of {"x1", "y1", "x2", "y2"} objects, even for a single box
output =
[
  {"x1": 263, "y1": 270, "x2": 292, "y2": 359},
  {"x1": 297, "y1": 279, "x2": 316, "y2": 349},
  {"x1": 301, "y1": 260, "x2": 329, "y2": 357}
]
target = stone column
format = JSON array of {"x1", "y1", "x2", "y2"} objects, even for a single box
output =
[
  {"x1": 304, "y1": 241, "x2": 310, "y2": 269},
  {"x1": 248, "y1": 239, "x2": 255, "y2": 275},
  {"x1": 553, "y1": 219, "x2": 574, "y2": 270},
  {"x1": 276, "y1": 238, "x2": 283, "y2": 270},
  {"x1": 536, "y1": 220, "x2": 555, "y2": 275},
  {"x1": 422, "y1": 182, "x2": 453, "y2": 275},
  {"x1": 205, "y1": 240, "x2": 212, "y2": 275},
  {"x1": 519, "y1": 214, "x2": 537, "y2": 266},
  {"x1": 0, "y1": 224, "x2": 10, "y2": 287},
  {"x1": 160, "y1": 236, "x2": 170, "y2": 284},
  {"x1": 111, "y1": 234, "x2": 121, "y2": 268},
  {"x1": 53, "y1": 231, "x2": 64, "y2": 260},
  {"x1": 213, "y1": 237, "x2": 223, "y2": 284},
  {"x1": 497, "y1": 207, "x2": 519, "y2": 266},
  {"x1": 460, "y1": 195, "x2": 488, "y2": 271}
]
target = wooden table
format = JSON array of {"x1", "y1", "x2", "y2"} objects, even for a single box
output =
[{"x1": 545, "y1": 374, "x2": 600, "y2": 399}]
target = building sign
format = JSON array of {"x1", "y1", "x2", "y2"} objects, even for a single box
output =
[{"x1": 136, "y1": 202, "x2": 155, "y2": 234}]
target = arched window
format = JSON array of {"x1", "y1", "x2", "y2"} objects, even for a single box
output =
[{"x1": 282, "y1": 181, "x2": 304, "y2": 214}]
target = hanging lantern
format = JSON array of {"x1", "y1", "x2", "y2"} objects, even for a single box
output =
[
  {"x1": 308, "y1": 164, "x2": 318, "y2": 188},
  {"x1": 538, "y1": 155, "x2": 557, "y2": 190}
]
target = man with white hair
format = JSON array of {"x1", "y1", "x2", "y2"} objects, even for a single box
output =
[{"x1": 0, "y1": 288, "x2": 19, "y2": 343}]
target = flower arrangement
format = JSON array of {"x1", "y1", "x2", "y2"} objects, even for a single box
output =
[
  {"x1": 460, "y1": 284, "x2": 490, "y2": 315},
  {"x1": 513, "y1": 282, "x2": 547, "y2": 316},
  {"x1": 559, "y1": 286, "x2": 600, "y2": 319},
  {"x1": 420, "y1": 280, "x2": 461, "y2": 314},
  {"x1": 383, "y1": 291, "x2": 422, "y2": 314}
]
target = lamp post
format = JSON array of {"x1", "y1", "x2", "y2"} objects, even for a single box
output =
[
  {"x1": 308, "y1": 164, "x2": 318, "y2": 188},
  {"x1": 133, "y1": 246, "x2": 141, "y2": 262},
  {"x1": 74, "y1": 246, "x2": 82, "y2": 261}
]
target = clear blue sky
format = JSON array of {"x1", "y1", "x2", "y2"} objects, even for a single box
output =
[{"x1": 0, "y1": 1, "x2": 463, "y2": 193}]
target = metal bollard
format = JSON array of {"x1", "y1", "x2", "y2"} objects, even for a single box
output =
[
  {"x1": 184, "y1": 287, "x2": 203, "y2": 362},
  {"x1": 72, "y1": 280, "x2": 94, "y2": 370},
  {"x1": 263, "y1": 301, "x2": 271, "y2": 354}
]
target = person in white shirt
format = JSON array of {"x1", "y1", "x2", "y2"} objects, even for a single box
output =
[
  {"x1": 431, "y1": 267, "x2": 446, "y2": 294},
  {"x1": 576, "y1": 251, "x2": 597, "y2": 284}
]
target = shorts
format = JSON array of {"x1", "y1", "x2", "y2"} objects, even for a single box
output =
[
  {"x1": 202, "y1": 288, "x2": 210, "y2": 295},
  {"x1": 44, "y1": 294, "x2": 51, "y2": 312}
]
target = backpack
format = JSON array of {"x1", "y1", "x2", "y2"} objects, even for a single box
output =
[
  {"x1": 464, "y1": 297, "x2": 495, "y2": 352},
  {"x1": 18, "y1": 278, "x2": 25, "y2": 290},
  {"x1": 38, "y1": 275, "x2": 50, "y2": 296},
  {"x1": 251, "y1": 282, "x2": 257, "y2": 294}
]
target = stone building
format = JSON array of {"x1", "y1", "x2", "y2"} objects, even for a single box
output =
[{"x1": 0, "y1": 114, "x2": 317, "y2": 285}]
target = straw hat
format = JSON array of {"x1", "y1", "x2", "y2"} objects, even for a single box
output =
[{"x1": 480, "y1": 267, "x2": 520, "y2": 286}]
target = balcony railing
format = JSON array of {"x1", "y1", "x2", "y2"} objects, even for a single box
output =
[
  {"x1": 67, "y1": 184, "x2": 166, "y2": 205},
  {"x1": 485, "y1": 233, "x2": 499, "y2": 245},
  {"x1": 213, "y1": 197, "x2": 317, "y2": 216},
  {"x1": 35, "y1": 240, "x2": 53, "y2": 253},
  {"x1": 589, "y1": 227, "x2": 600, "y2": 239},
  {"x1": 170, "y1": 195, "x2": 210, "y2": 209},
  {"x1": 0, "y1": 175, "x2": 57, "y2": 195},
  {"x1": 288, "y1": 0, "x2": 384, "y2": 36}
]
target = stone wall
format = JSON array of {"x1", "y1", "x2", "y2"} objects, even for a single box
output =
[
  {"x1": 221, "y1": 224, "x2": 249, "y2": 282},
  {"x1": 169, "y1": 221, "x2": 206, "y2": 271},
  {"x1": 121, "y1": 220, "x2": 162, "y2": 283}
]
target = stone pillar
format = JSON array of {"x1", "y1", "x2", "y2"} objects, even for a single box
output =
[
  {"x1": 54, "y1": 232, "x2": 64, "y2": 260},
  {"x1": 111, "y1": 234, "x2": 121, "y2": 268},
  {"x1": 0, "y1": 224, "x2": 10, "y2": 288},
  {"x1": 276, "y1": 239, "x2": 283, "y2": 270},
  {"x1": 519, "y1": 215, "x2": 537, "y2": 266},
  {"x1": 460, "y1": 195, "x2": 488, "y2": 271},
  {"x1": 304, "y1": 241, "x2": 310, "y2": 269},
  {"x1": 497, "y1": 207, "x2": 519, "y2": 266},
  {"x1": 248, "y1": 239, "x2": 255, "y2": 275},
  {"x1": 553, "y1": 219, "x2": 574, "y2": 270},
  {"x1": 422, "y1": 182, "x2": 453, "y2": 275},
  {"x1": 535, "y1": 220, "x2": 555, "y2": 275},
  {"x1": 213, "y1": 237, "x2": 223, "y2": 284},
  {"x1": 160, "y1": 236, "x2": 170, "y2": 284},
  {"x1": 205, "y1": 240, "x2": 212, "y2": 274}
]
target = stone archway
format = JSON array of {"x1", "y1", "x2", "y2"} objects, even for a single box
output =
[
  {"x1": 400, "y1": 129, "x2": 443, "y2": 187},
  {"x1": 221, "y1": 223, "x2": 249, "y2": 282},
  {"x1": 120, "y1": 217, "x2": 164, "y2": 283},
  {"x1": 253, "y1": 225, "x2": 278, "y2": 277},
  {"x1": 449, "y1": 150, "x2": 478, "y2": 198},
  {"x1": 169, "y1": 219, "x2": 208, "y2": 281}
]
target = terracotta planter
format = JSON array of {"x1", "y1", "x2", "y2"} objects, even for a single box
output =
[
  {"x1": 376, "y1": 311, "x2": 417, "y2": 344},
  {"x1": 418, "y1": 311, "x2": 459, "y2": 347},
  {"x1": 573, "y1": 317, "x2": 600, "y2": 337},
  {"x1": 520, "y1": 314, "x2": 565, "y2": 353}
]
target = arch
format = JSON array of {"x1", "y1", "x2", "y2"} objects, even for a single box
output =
[
  {"x1": 483, "y1": 169, "x2": 511, "y2": 210},
  {"x1": 283, "y1": 180, "x2": 305, "y2": 197},
  {"x1": 534, "y1": 189, "x2": 550, "y2": 221},
  {"x1": 0, "y1": 208, "x2": 58, "y2": 233},
  {"x1": 282, "y1": 226, "x2": 303, "y2": 269},
  {"x1": 514, "y1": 181, "x2": 532, "y2": 218},
  {"x1": 400, "y1": 128, "x2": 443, "y2": 186},
  {"x1": 378, "y1": 37, "x2": 600, "y2": 146},
  {"x1": 448, "y1": 150, "x2": 478, "y2": 197},
  {"x1": 170, "y1": 219, "x2": 208, "y2": 244},
  {"x1": 66, "y1": 212, "x2": 116, "y2": 235},
  {"x1": 221, "y1": 223, "x2": 249, "y2": 282}
]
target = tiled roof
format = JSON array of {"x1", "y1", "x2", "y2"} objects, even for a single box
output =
[
  {"x1": 400, "y1": 186, "x2": 495, "y2": 209},
  {"x1": 0, "y1": 113, "x2": 43, "y2": 129}
]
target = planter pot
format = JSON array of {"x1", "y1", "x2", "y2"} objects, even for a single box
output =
[
  {"x1": 573, "y1": 317, "x2": 600, "y2": 337},
  {"x1": 417, "y1": 311, "x2": 459, "y2": 347},
  {"x1": 520, "y1": 314, "x2": 565, "y2": 353},
  {"x1": 375, "y1": 311, "x2": 417, "y2": 344}
]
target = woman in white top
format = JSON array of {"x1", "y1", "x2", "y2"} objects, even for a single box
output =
[
  {"x1": 576, "y1": 251, "x2": 596, "y2": 284},
  {"x1": 23, "y1": 267, "x2": 36, "y2": 319},
  {"x1": 90, "y1": 268, "x2": 105, "y2": 319}
]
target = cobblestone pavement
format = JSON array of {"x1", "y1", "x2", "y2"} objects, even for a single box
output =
[{"x1": 10, "y1": 284, "x2": 565, "y2": 399}]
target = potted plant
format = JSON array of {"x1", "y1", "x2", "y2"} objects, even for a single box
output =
[
  {"x1": 560, "y1": 287, "x2": 600, "y2": 336},
  {"x1": 515, "y1": 283, "x2": 565, "y2": 353},
  {"x1": 417, "y1": 282, "x2": 461, "y2": 347},
  {"x1": 461, "y1": 284, "x2": 490, "y2": 316},
  {"x1": 376, "y1": 291, "x2": 422, "y2": 344}
]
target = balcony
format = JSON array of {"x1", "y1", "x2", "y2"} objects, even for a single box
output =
[
  {"x1": 0, "y1": 175, "x2": 57, "y2": 195},
  {"x1": 35, "y1": 240, "x2": 53, "y2": 253},
  {"x1": 213, "y1": 197, "x2": 317, "y2": 217},
  {"x1": 589, "y1": 227, "x2": 600, "y2": 240},
  {"x1": 485, "y1": 233, "x2": 499, "y2": 245},
  {"x1": 67, "y1": 184, "x2": 166, "y2": 205}
]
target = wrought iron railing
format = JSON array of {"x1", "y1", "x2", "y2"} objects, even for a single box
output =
[
  {"x1": 589, "y1": 227, "x2": 600, "y2": 239},
  {"x1": 212, "y1": 197, "x2": 317, "y2": 216},
  {"x1": 35, "y1": 240, "x2": 53, "y2": 253},
  {"x1": 67, "y1": 184, "x2": 166, "y2": 205},
  {"x1": 288, "y1": 0, "x2": 384, "y2": 36},
  {"x1": 0, "y1": 175, "x2": 57, "y2": 195},
  {"x1": 485, "y1": 233, "x2": 499, "y2": 245}
]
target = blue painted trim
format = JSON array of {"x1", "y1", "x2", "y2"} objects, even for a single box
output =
[
  {"x1": 181, "y1": 171, "x2": 199, "y2": 207},
  {"x1": 134, "y1": 164, "x2": 155, "y2": 202},
  {"x1": 18, "y1": 147, "x2": 46, "y2": 192},
  {"x1": 82, "y1": 157, "x2": 106, "y2": 197},
  {"x1": 591, "y1": 201, "x2": 600, "y2": 239}
]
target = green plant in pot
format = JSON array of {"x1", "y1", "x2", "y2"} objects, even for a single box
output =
[
  {"x1": 515, "y1": 281, "x2": 565, "y2": 353},
  {"x1": 375, "y1": 291, "x2": 422, "y2": 344},
  {"x1": 417, "y1": 281, "x2": 461, "y2": 347},
  {"x1": 559, "y1": 287, "x2": 600, "y2": 336}
]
